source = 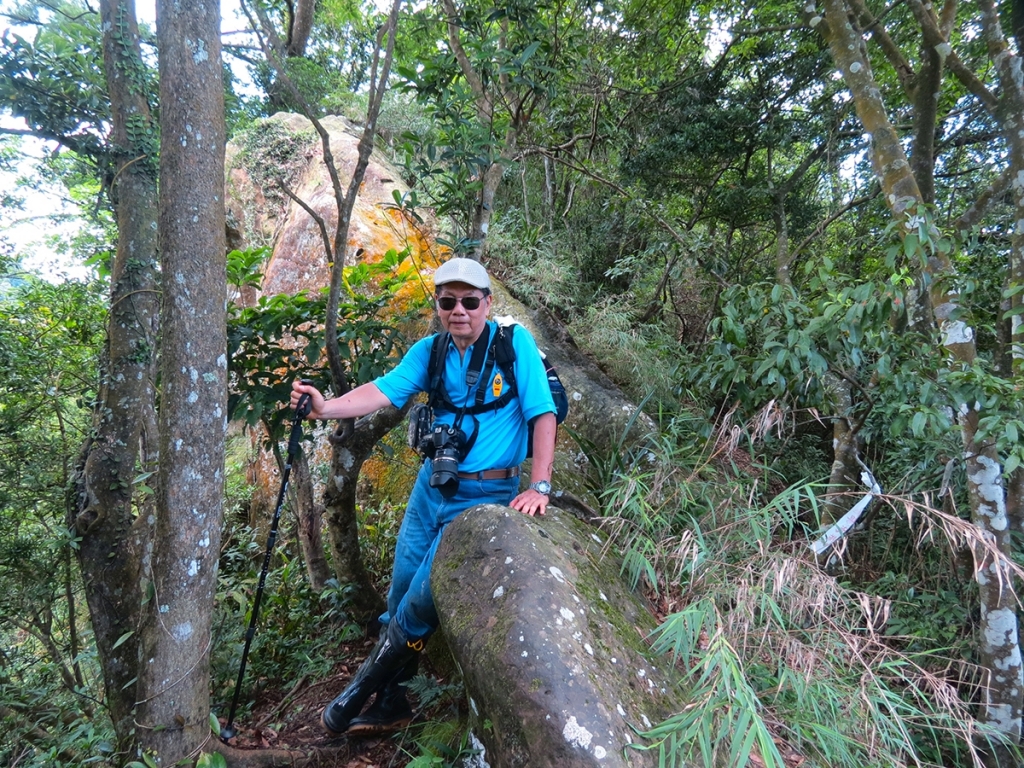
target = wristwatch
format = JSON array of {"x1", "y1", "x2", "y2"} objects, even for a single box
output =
[{"x1": 529, "y1": 480, "x2": 552, "y2": 495}]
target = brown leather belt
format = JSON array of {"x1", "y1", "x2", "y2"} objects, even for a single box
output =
[{"x1": 457, "y1": 466, "x2": 520, "y2": 480}]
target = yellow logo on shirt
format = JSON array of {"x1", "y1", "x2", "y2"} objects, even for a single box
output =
[{"x1": 492, "y1": 373, "x2": 503, "y2": 397}]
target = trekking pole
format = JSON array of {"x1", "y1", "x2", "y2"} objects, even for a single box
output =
[{"x1": 221, "y1": 387, "x2": 312, "y2": 741}]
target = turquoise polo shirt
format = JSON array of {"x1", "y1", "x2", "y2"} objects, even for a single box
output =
[{"x1": 376, "y1": 320, "x2": 556, "y2": 473}]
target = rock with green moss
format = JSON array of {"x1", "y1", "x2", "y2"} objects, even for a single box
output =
[{"x1": 432, "y1": 504, "x2": 679, "y2": 768}]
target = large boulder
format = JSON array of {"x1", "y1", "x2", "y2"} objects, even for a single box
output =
[
  {"x1": 225, "y1": 112, "x2": 435, "y2": 300},
  {"x1": 432, "y1": 504, "x2": 678, "y2": 768}
]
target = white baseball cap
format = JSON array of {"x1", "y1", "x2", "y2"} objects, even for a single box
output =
[{"x1": 433, "y1": 258, "x2": 491, "y2": 291}]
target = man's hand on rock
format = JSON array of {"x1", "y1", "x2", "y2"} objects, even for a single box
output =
[{"x1": 510, "y1": 488, "x2": 548, "y2": 517}]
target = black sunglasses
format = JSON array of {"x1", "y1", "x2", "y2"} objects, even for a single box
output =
[{"x1": 437, "y1": 295, "x2": 484, "y2": 311}]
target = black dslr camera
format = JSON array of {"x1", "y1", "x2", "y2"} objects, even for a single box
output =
[
  {"x1": 428, "y1": 424, "x2": 463, "y2": 498},
  {"x1": 407, "y1": 404, "x2": 465, "y2": 498}
]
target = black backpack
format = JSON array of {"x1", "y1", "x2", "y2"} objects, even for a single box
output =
[{"x1": 425, "y1": 323, "x2": 569, "y2": 456}]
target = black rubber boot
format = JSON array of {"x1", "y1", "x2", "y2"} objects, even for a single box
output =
[
  {"x1": 346, "y1": 655, "x2": 418, "y2": 736},
  {"x1": 321, "y1": 620, "x2": 423, "y2": 736}
]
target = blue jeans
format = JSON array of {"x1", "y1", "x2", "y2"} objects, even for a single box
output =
[{"x1": 379, "y1": 460, "x2": 519, "y2": 640}]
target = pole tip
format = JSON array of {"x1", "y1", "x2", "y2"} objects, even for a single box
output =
[{"x1": 220, "y1": 725, "x2": 236, "y2": 742}]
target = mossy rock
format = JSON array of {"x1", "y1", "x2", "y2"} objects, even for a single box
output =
[{"x1": 432, "y1": 504, "x2": 679, "y2": 768}]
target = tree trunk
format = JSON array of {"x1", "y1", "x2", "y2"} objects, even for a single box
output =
[
  {"x1": 287, "y1": 0, "x2": 400, "y2": 621},
  {"x1": 291, "y1": 451, "x2": 332, "y2": 591},
  {"x1": 441, "y1": 0, "x2": 531, "y2": 261},
  {"x1": 771, "y1": 154, "x2": 862, "y2": 535},
  {"x1": 135, "y1": 0, "x2": 226, "y2": 760},
  {"x1": 817, "y1": 0, "x2": 1023, "y2": 748},
  {"x1": 472, "y1": 127, "x2": 519, "y2": 260},
  {"x1": 71, "y1": 0, "x2": 160, "y2": 750},
  {"x1": 977, "y1": 0, "x2": 1024, "y2": 541},
  {"x1": 286, "y1": 0, "x2": 317, "y2": 57},
  {"x1": 822, "y1": 378, "x2": 860, "y2": 530},
  {"x1": 322, "y1": 409, "x2": 405, "y2": 621}
]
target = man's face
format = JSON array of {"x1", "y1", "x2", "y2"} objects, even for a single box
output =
[{"x1": 436, "y1": 281, "x2": 491, "y2": 348}]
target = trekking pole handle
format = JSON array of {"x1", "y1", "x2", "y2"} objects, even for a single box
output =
[
  {"x1": 288, "y1": 381, "x2": 313, "y2": 459},
  {"x1": 295, "y1": 379, "x2": 314, "y2": 418}
]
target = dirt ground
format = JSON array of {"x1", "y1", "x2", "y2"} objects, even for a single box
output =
[{"x1": 217, "y1": 635, "x2": 442, "y2": 768}]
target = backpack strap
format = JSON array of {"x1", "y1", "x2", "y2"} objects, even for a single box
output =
[
  {"x1": 425, "y1": 332, "x2": 450, "y2": 409},
  {"x1": 474, "y1": 336, "x2": 498, "y2": 408},
  {"x1": 493, "y1": 324, "x2": 517, "y2": 389},
  {"x1": 462, "y1": 324, "x2": 518, "y2": 414},
  {"x1": 464, "y1": 324, "x2": 491, "y2": 391},
  {"x1": 427, "y1": 326, "x2": 501, "y2": 414}
]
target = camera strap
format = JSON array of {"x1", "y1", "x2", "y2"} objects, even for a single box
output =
[{"x1": 448, "y1": 325, "x2": 494, "y2": 457}]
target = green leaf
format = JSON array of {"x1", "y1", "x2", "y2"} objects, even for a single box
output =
[
  {"x1": 911, "y1": 411, "x2": 926, "y2": 436},
  {"x1": 112, "y1": 630, "x2": 135, "y2": 649},
  {"x1": 519, "y1": 40, "x2": 541, "y2": 64},
  {"x1": 196, "y1": 753, "x2": 228, "y2": 768},
  {"x1": 903, "y1": 232, "x2": 920, "y2": 259},
  {"x1": 1005, "y1": 453, "x2": 1021, "y2": 475}
]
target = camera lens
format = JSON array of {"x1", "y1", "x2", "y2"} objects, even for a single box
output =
[
  {"x1": 429, "y1": 427, "x2": 461, "y2": 498},
  {"x1": 430, "y1": 449, "x2": 460, "y2": 498}
]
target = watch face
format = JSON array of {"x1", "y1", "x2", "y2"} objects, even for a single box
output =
[{"x1": 532, "y1": 480, "x2": 551, "y2": 495}]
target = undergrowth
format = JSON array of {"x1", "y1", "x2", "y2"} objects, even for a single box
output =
[
  {"x1": 211, "y1": 528, "x2": 362, "y2": 722},
  {"x1": 584, "y1": 410, "x2": 1016, "y2": 768},
  {"x1": 0, "y1": 641, "x2": 115, "y2": 767}
]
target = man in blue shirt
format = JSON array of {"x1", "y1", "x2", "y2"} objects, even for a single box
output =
[{"x1": 290, "y1": 257, "x2": 556, "y2": 736}]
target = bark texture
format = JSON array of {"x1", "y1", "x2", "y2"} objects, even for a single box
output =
[
  {"x1": 135, "y1": 0, "x2": 227, "y2": 759},
  {"x1": 291, "y1": 451, "x2": 332, "y2": 591},
  {"x1": 322, "y1": 408, "x2": 403, "y2": 619},
  {"x1": 72, "y1": 0, "x2": 160, "y2": 749}
]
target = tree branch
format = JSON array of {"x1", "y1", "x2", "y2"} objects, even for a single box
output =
[
  {"x1": 906, "y1": 0, "x2": 999, "y2": 115},
  {"x1": 952, "y1": 167, "x2": 1011, "y2": 238},
  {"x1": 848, "y1": 0, "x2": 916, "y2": 96},
  {"x1": 789, "y1": 187, "x2": 881, "y2": 264},
  {"x1": 550, "y1": 149, "x2": 728, "y2": 288}
]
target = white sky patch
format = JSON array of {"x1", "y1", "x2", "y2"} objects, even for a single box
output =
[
  {"x1": 0, "y1": 125, "x2": 90, "y2": 281},
  {"x1": 703, "y1": 11, "x2": 732, "y2": 64}
]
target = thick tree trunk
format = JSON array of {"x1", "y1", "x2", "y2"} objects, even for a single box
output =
[
  {"x1": 977, "y1": 0, "x2": 1024, "y2": 539},
  {"x1": 817, "y1": 0, "x2": 1023, "y2": 747},
  {"x1": 135, "y1": 0, "x2": 226, "y2": 760},
  {"x1": 72, "y1": 0, "x2": 160, "y2": 750}
]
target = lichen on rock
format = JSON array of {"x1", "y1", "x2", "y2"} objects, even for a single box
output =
[{"x1": 432, "y1": 504, "x2": 679, "y2": 768}]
